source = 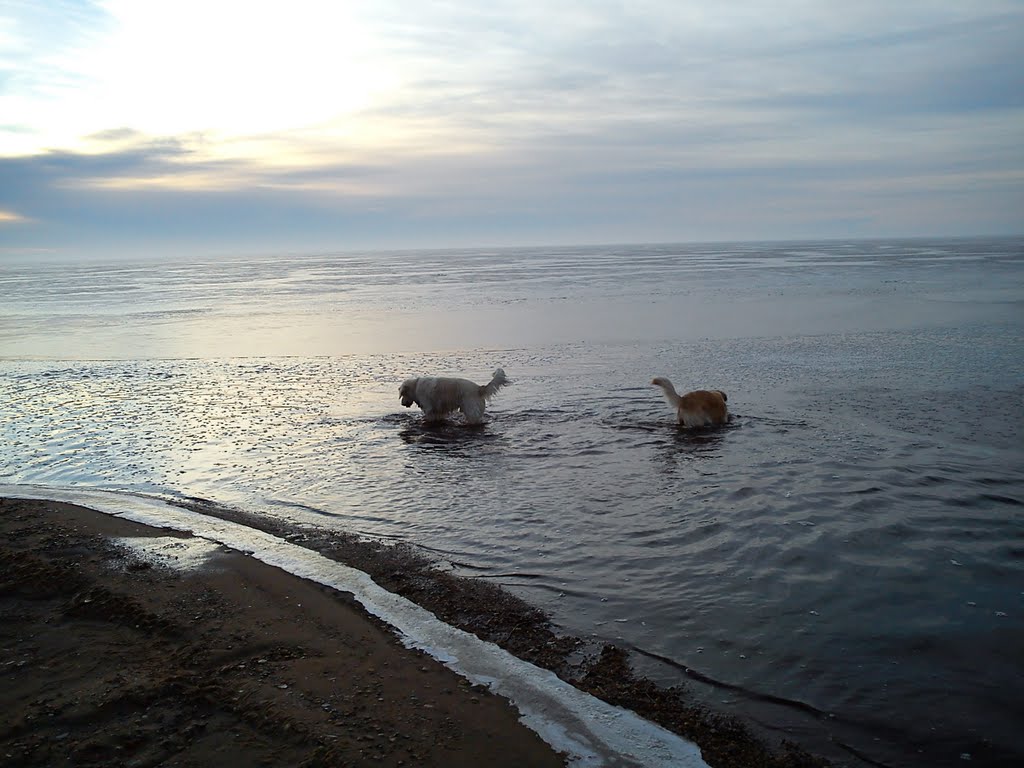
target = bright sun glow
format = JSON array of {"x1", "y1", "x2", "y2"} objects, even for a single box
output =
[{"x1": 6, "y1": 1, "x2": 403, "y2": 157}]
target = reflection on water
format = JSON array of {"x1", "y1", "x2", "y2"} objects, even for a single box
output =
[
  {"x1": 669, "y1": 421, "x2": 735, "y2": 450},
  {"x1": 397, "y1": 418, "x2": 494, "y2": 447},
  {"x1": 2, "y1": 238, "x2": 1023, "y2": 767},
  {"x1": 2, "y1": 239, "x2": 1022, "y2": 360}
]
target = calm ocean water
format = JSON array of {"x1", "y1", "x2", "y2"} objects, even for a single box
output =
[{"x1": 2, "y1": 239, "x2": 1023, "y2": 766}]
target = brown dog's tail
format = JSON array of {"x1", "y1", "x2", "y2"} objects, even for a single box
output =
[{"x1": 651, "y1": 377, "x2": 682, "y2": 408}]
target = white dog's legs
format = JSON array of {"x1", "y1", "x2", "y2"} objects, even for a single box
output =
[
  {"x1": 421, "y1": 409, "x2": 445, "y2": 424},
  {"x1": 460, "y1": 401, "x2": 485, "y2": 425}
]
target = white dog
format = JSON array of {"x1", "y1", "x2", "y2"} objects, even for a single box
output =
[
  {"x1": 399, "y1": 368, "x2": 509, "y2": 424},
  {"x1": 651, "y1": 377, "x2": 729, "y2": 427}
]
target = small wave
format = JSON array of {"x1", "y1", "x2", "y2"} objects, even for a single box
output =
[
  {"x1": 738, "y1": 414, "x2": 809, "y2": 429},
  {"x1": 981, "y1": 493, "x2": 1022, "y2": 506},
  {"x1": 475, "y1": 571, "x2": 547, "y2": 580},
  {"x1": 263, "y1": 498, "x2": 338, "y2": 518},
  {"x1": 631, "y1": 645, "x2": 830, "y2": 718}
]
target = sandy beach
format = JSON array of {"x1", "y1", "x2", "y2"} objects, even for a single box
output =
[
  {"x1": 0, "y1": 497, "x2": 567, "y2": 767},
  {"x1": 1, "y1": 496, "x2": 829, "y2": 767}
]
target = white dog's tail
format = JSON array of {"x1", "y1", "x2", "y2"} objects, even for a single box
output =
[{"x1": 480, "y1": 368, "x2": 510, "y2": 400}]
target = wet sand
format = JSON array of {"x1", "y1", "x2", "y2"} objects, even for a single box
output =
[
  {"x1": 0, "y1": 498, "x2": 565, "y2": 767},
  {"x1": 1, "y1": 496, "x2": 829, "y2": 767}
]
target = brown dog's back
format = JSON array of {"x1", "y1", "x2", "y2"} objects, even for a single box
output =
[{"x1": 677, "y1": 389, "x2": 728, "y2": 427}]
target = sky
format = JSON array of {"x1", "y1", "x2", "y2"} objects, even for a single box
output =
[{"x1": 1, "y1": 0, "x2": 1022, "y2": 257}]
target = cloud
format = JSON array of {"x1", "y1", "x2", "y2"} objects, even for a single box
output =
[
  {"x1": 0, "y1": 1, "x2": 1022, "y2": 251},
  {"x1": 0, "y1": 208, "x2": 30, "y2": 224},
  {"x1": 3, "y1": 118, "x2": 1020, "y2": 257}
]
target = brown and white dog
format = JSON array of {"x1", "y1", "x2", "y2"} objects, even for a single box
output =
[
  {"x1": 399, "y1": 368, "x2": 509, "y2": 424},
  {"x1": 651, "y1": 377, "x2": 729, "y2": 427}
]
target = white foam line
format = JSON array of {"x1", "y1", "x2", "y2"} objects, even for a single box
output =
[{"x1": 2, "y1": 485, "x2": 709, "y2": 768}]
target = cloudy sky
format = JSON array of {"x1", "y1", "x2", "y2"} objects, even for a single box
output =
[{"x1": 1, "y1": 0, "x2": 1022, "y2": 256}]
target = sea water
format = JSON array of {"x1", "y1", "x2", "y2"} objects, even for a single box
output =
[{"x1": 2, "y1": 238, "x2": 1022, "y2": 766}]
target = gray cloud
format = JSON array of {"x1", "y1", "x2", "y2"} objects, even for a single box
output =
[{"x1": 2, "y1": 1, "x2": 1022, "y2": 252}]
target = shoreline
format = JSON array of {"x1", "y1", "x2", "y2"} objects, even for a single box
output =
[
  {"x1": 1, "y1": 493, "x2": 829, "y2": 767},
  {"x1": 1, "y1": 497, "x2": 567, "y2": 767}
]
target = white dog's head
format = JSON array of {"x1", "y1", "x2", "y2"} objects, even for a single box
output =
[{"x1": 399, "y1": 378, "x2": 418, "y2": 408}]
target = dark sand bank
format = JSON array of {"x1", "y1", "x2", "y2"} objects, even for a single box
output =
[
  {"x1": 0, "y1": 498, "x2": 565, "y2": 767},
  {"x1": 1, "y1": 496, "x2": 828, "y2": 767}
]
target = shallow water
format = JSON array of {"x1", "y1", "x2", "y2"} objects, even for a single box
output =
[{"x1": 2, "y1": 238, "x2": 1023, "y2": 766}]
